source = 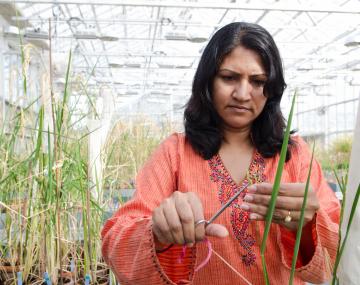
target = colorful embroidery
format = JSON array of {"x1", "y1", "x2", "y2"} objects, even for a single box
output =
[{"x1": 208, "y1": 152, "x2": 266, "y2": 266}]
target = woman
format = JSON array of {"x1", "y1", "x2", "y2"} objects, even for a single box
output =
[{"x1": 101, "y1": 22, "x2": 340, "y2": 285}]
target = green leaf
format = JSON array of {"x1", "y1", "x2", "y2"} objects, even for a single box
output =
[
  {"x1": 261, "y1": 93, "x2": 297, "y2": 284},
  {"x1": 57, "y1": 50, "x2": 72, "y2": 136},
  {"x1": 332, "y1": 182, "x2": 360, "y2": 282},
  {"x1": 289, "y1": 142, "x2": 315, "y2": 284}
]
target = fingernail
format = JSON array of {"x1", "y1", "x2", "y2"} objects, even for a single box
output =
[
  {"x1": 250, "y1": 213, "x2": 258, "y2": 220},
  {"x1": 240, "y1": 203, "x2": 249, "y2": 210},
  {"x1": 248, "y1": 185, "x2": 257, "y2": 193},
  {"x1": 244, "y1": 194, "x2": 253, "y2": 202},
  {"x1": 187, "y1": 243, "x2": 194, "y2": 248}
]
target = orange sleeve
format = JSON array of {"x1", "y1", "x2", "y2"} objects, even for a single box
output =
[
  {"x1": 278, "y1": 137, "x2": 340, "y2": 283},
  {"x1": 101, "y1": 134, "x2": 195, "y2": 285}
]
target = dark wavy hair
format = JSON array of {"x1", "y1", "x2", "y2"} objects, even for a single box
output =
[{"x1": 184, "y1": 22, "x2": 295, "y2": 161}]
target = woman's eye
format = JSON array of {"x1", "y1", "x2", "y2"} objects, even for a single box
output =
[
  {"x1": 252, "y1": 80, "x2": 266, "y2": 87},
  {"x1": 221, "y1": 75, "x2": 236, "y2": 81}
]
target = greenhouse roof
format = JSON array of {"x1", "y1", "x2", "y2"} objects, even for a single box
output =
[{"x1": 1, "y1": 0, "x2": 359, "y2": 118}]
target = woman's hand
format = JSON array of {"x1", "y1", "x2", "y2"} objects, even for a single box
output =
[
  {"x1": 240, "y1": 182, "x2": 320, "y2": 231},
  {"x1": 152, "y1": 191, "x2": 228, "y2": 247}
]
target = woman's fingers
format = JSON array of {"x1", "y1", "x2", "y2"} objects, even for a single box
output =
[
  {"x1": 249, "y1": 182, "x2": 307, "y2": 197},
  {"x1": 242, "y1": 202, "x2": 302, "y2": 220},
  {"x1": 247, "y1": 213, "x2": 300, "y2": 231},
  {"x1": 244, "y1": 193, "x2": 304, "y2": 210},
  {"x1": 243, "y1": 182, "x2": 320, "y2": 231},
  {"x1": 152, "y1": 191, "x2": 209, "y2": 246},
  {"x1": 175, "y1": 193, "x2": 195, "y2": 245},
  {"x1": 205, "y1": 223, "x2": 229, "y2": 238},
  {"x1": 162, "y1": 197, "x2": 186, "y2": 245},
  {"x1": 186, "y1": 193, "x2": 206, "y2": 242},
  {"x1": 152, "y1": 207, "x2": 176, "y2": 244},
  {"x1": 152, "y1": 224, "x2": 170, "y2": 245},
  {"x1": 245, "y1": 183, "x2": 319, "y2": 214}
]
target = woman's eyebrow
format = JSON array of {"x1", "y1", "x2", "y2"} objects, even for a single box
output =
[
  {"x1": 218, "y1": 68, "x2": 267, "y2": 77},
  {"x1": 250, "y1": 74, "x2": 267, "y2": 78},
  {"x1": 218, "y1": 68, "x2": 238, "y2": 74}
]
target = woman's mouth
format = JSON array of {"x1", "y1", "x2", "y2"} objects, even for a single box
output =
[{"x1": 228, "y1": 105, "x2": 251, "y2": 112}]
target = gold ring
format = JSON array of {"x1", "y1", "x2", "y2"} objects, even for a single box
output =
[{"x1": 284, "y1": 211, "x2": 292, "y2": 223}]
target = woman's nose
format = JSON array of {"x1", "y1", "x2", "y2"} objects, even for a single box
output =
[{"x1": 232, "y1": 79, "x2": 252, "y2": 100}]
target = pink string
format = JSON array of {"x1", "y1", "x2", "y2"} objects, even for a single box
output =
[
  {"x1": 177, "y1": 244, "x2": 188, "y2": 263},
  {"x1": 177, "y1": 239, "x2": 252, "y2": 284},
  {"x1": 195, "y1": 238, "x2": 212, "y2": 272},
  {"x1": 177, "y1": 238, "x2": 212, "y2": 272}
]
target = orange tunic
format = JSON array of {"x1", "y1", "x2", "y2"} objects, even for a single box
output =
[{"x1": 101, "y1": 133, "x2": 340, "y2": 285}]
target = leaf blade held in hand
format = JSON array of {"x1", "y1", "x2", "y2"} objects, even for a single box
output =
[
  {"x1": 260, "y1": 93, "x2": 297, "y2": 285},
  {"x1": 289, "y1": 142, "x2": 315, "y2": 284}
]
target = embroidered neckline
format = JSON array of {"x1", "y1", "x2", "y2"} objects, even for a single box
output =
[
  {"x1": 208, "y1": 151, "x2": 266, "y2": 266},
  {"x1": 216, "y1": 149, "x2": 259, "y2": 186}
]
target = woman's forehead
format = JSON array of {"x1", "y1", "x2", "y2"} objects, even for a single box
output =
[{"x1": 218, "y1": 46, "x2": 266, "y2": 74}]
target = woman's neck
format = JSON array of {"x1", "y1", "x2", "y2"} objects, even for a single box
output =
[{"x1": 222, "y1": 127, "x2": 253, "y2": 149}]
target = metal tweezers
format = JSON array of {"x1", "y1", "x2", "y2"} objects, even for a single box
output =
[{"x1": 195, "y1": 182, "x2": 249, "y2": 227}]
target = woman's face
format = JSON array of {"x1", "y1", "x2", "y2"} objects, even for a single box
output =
[{"x1": 212, "y1": 45, "x2": 268, "y2": 131}]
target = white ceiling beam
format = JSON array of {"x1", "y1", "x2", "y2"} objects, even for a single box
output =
[
  {"x1": 2, "y1": 32, "x2": 353, "y2": 44},
  {"x1": 1, "y1": 0, "x2": 359, "y2": 14},
  {"x1": 2, "y1": 49, "x2": 354, "y2": 62},
  {"x1": 35, "y1": 52, "x2": 351, "y2": 61},
  {"x1": 8, "y1": 17, "x2": 358, "y2": 30}
]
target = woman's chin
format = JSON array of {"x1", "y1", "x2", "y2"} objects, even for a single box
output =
[{"x1": 223, "y1": 121, "x2": 252, "y2": 131}]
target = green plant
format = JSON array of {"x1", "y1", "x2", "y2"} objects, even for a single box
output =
[
  {"x1": 289, "y1": 143, "x2": 315, "y2": 284},
  {"x1": 330, "y1": 136, "x2": 352, "y2": 170},
  {"x1": 331, "y1": 172, "x2": 360, "y2": 285},
  {"x1": 103, "y1": 118, "x2": 171, "y2": 192},
  {"x1": 0, "y1": 37, "x2": 172, "y2": 283},
  {"x1": 315, "y1": 136, "x2": 353, "y2": 173},
  {"x1": 261, "y1": 93, "x2": 296, "y2": 284}
]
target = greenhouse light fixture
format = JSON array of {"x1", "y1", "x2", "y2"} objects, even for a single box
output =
[
  {"x1": 99, "y1": 34, "x2": 119, "y2": 42},
  {"x1": 124, "y1": 63, "x2": 142, "y2": 68},
  {"x1": 344, "y1": 34, "x2": 360, "y2": 47},
  {"x1": 175, "y1": 64, "x2": 192, "y2": 69},
  {"x1": 156, "y1": 62, "x2": 192, "y2": 69},
  {"x1": 165, "y1": 31, "x2": 187, "y2": 41},
  {"x1": 157, "y1": 63, "x2": 175, "y2": 68},
  {"x1": 165, "y1": 31, "x2": 207, "y2": 43},
  {"x1": 150, "y1": 91, "x2": 171, "y2": 96},
  {"x1": 73, "y1": 30, "x2": 97, "y2": 40},
  {"x1": 187, "y1": 34, "x2": 208, "y2": 43},
  {"x1": 153, "y1": 80, "x2": 179, "y2": 85},
  {"x1": 24, "y1": 27, "x2": 48, "y2": 40},
  {"x1": 315, "y1": 93, "x2": 333, "y2": 97},
  {"x1": 109, "y1": 63, "x2": 123, "y2": 68}
]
